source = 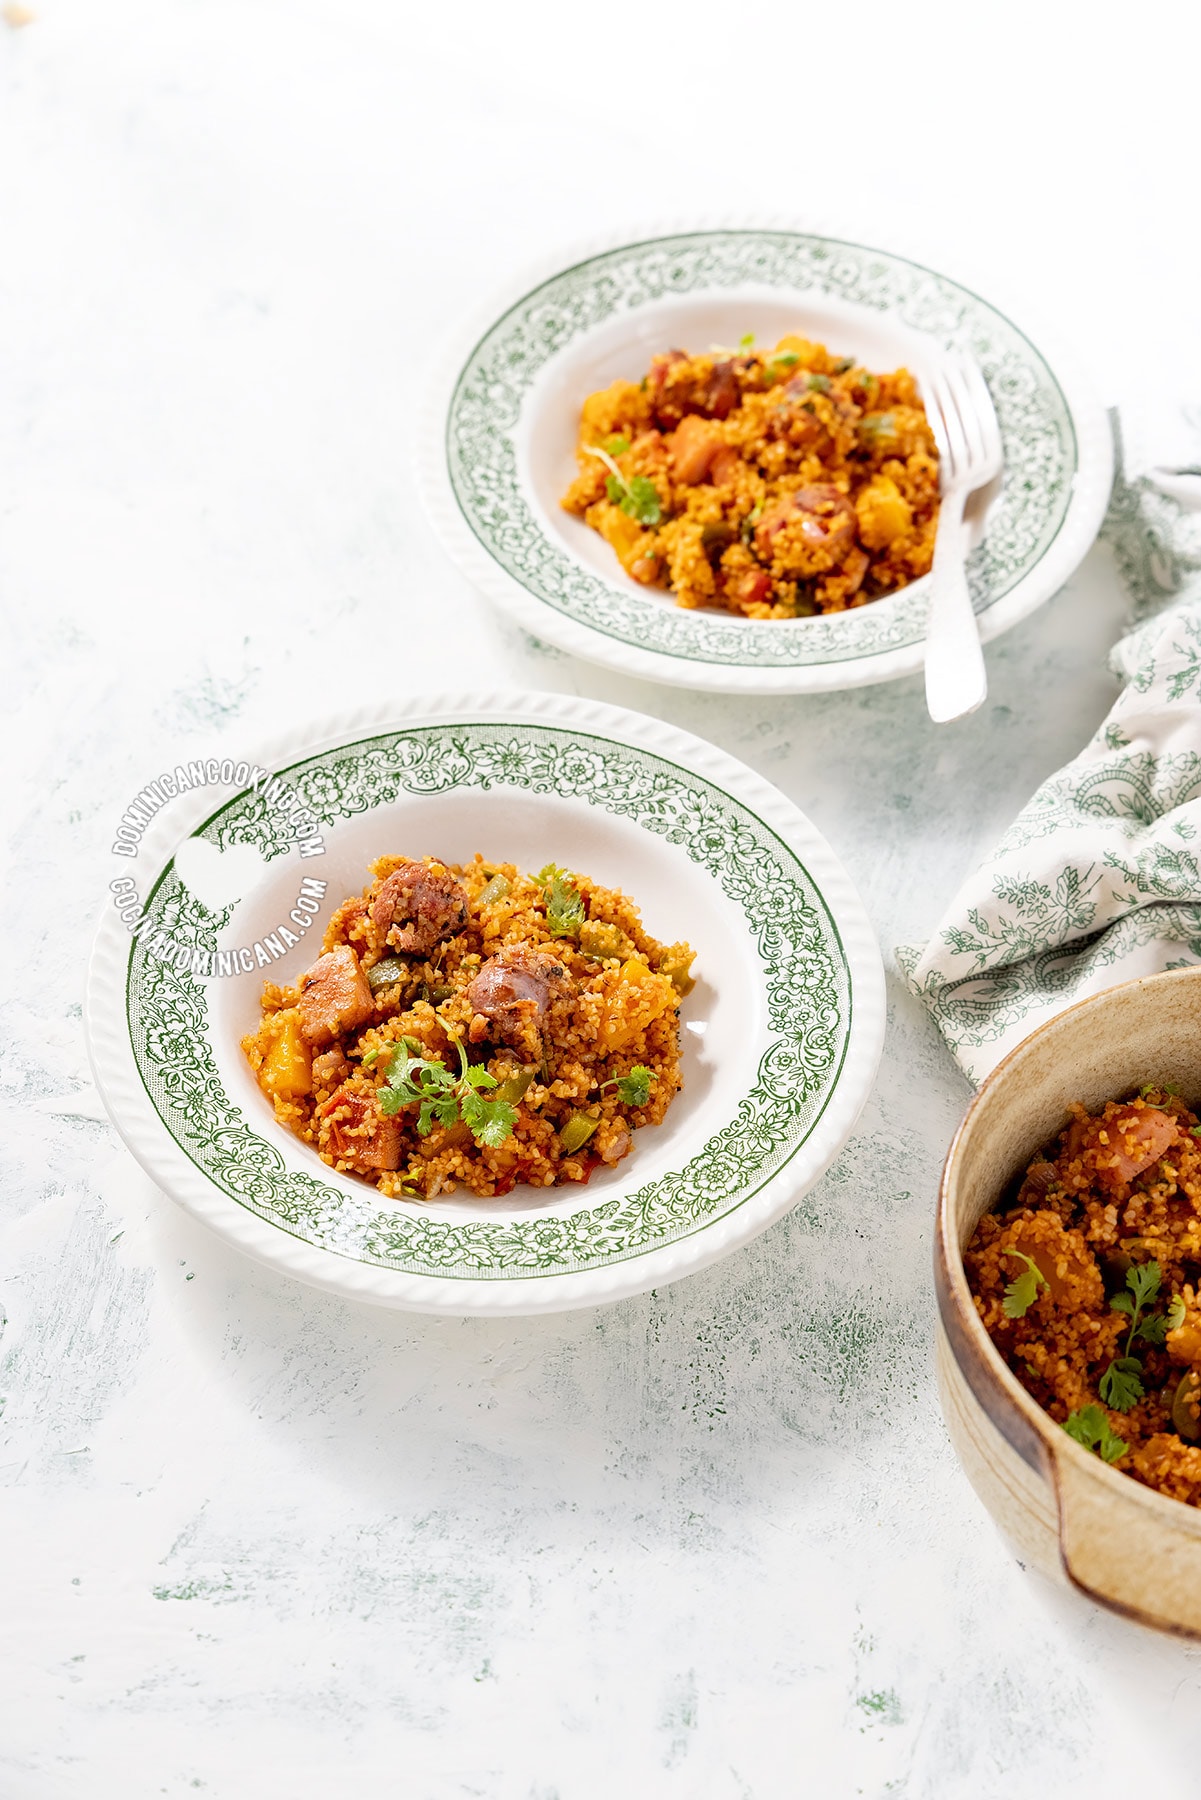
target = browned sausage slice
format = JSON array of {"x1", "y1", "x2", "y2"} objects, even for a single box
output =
[
  {"x1": 371, "y1": 860, "x2": 468, "y2": 956},
  {"x1": 465, "y1": 945, "x2": 575, "y2": 1048}
]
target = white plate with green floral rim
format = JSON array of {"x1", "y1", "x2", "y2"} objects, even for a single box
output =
[
  {"x1": 422, "y1": 226, "x2": 1113, "y2": 694},
  {"x1": 85, "y1": 693, "x2": 884, "y2": 1315}
]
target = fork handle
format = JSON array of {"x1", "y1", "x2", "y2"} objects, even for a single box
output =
[{"x1": 923, "y1": 488, "x2": 987, "y2": 724}]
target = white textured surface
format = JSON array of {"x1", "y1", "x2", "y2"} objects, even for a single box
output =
[{"x1": 3, "y1": 2, "x2": 1201, "y2": 1795}]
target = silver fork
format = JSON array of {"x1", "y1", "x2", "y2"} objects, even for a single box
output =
[{"x1": 921, "y1": 354, "x2": 1004, "y2": 723}]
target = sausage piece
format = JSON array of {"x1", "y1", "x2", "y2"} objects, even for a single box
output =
[
  {"x1": 297, "y1": 945, "x2": 375, "y2": 1046},
  {"x1": 466, "y1": 945, "x2": 575, "y2": 1048},
  {"x1": 371, "y1": 860, "x2": 468, "y2": 957},
  {"x1": 755, "y1": 485, "x2": 856, "y2": 567},
  {"x1": 319, "y1": 1084, "x2": 402, "y2": 1173}
]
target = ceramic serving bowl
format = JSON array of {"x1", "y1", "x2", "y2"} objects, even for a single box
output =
[
  {"x1": 86, "y1": 691, "x2": 885, "y2": 1316},
  {"x1": 423, "y1": 222, "x2": 1112, "y2": 695},
  {"x1": 937, "y1": 967, "x2": 1201, "y2": 1637}
]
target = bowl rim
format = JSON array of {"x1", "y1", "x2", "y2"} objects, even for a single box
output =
[
  {"x1": 85, "y1": 689, "x2": 887, "y2": 1316},
  {"x1": 419, "y1": 215, "x2": 1114, "y2": 696},
  {"x1": 936, "y1": 966, "x2": 1201, "y2": 1626}
]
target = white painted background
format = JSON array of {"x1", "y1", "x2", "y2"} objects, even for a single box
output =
[{"x1": 3, "y1": 2, "x2": 1201, "y2": 1795}]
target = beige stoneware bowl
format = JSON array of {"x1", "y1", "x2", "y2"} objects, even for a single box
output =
[{"x1": 936, "y1": 967, "x2": 1201, "y2": 1638}]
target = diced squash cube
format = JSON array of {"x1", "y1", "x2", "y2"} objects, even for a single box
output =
[
  {"x1": 580, "y1": 380, "x2": 648, "y2": 442},
  {"x1": 773, "y1": 334, "x2": 819, "y2": 366},
  {"x1": 598, "y1": 958, "x2": 676, "y2": 1051},
  {"x1": 257, "y1": 1008, "x2": 312, "y2": 1099},
  {"x1": 855, "y1": 475, "x2": 913, "y2": 550},
  {"x1": 594, "y1": 503, "x2": 652, "y2": 573}
]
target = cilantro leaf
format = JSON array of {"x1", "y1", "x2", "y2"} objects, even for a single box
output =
[
  {"x1": 374, "y1": 1035, "x2": 517, "y2": 1148},
  {"x1": 1127, "y1": 1260, "x2": 1162, "y2": 1311},
  {"x1": 1063, "y1": 1405, "x2": 1128, "y2": 1464},
  {"x1": 1000, "y1": 1249, "x2": 1049, "y2": 1320},
  {"x1": 604, "y1": 434, "x2": 630, "y2": 456},
  {"x1": 539, "y1": 865, "x2": 585, "y2": 940},
  {"x1": 1168, "y1": 1294, "x2": 1187, "y2": 1331},
  {"x1": 461, "y1": 1089, "x2": 518, "y2": 1148},
  {"x1": 378, "y1": 1037, "x2": 448, "y2": 1111},
  {"x1": 585, "y1": 444, "x2": 661, "y2": 527},
  {"x1": 418, "y1": 1092, "x2": 459, "y2": 1136},
  {"x1": 1135, "y1": 1312, "x2": 1169, "y2": 1348},
  {"x1": 738, "y1": 332, "x2": 754, "y2": 350},
  {"x1": 1111, "y1": 1260, "x2": 1166, "y2": 1358},
  {"x1": 1099, "y1": 1356, "x2": 1145, "y2": 1412},
  {"x1": 603, "y1": 1065, "x2": 654, "y2": 1108}
]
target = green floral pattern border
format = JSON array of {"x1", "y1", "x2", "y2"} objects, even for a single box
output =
[
  {"x1": 446, "y1": 231, "x2": 1076, "y2": 669},
  {"x1": 126, "y1": 725, "x2": 853, "y2": 1279}
]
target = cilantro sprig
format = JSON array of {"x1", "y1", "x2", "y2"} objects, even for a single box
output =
[
  {"x1": 1001, "y1": 1249, "x2": 1049, "y2": 1320},
  {"x1": 1110, "y1": 1259, "x2": 1162, "y2": 1348},
  {"x1": 374, "y1": 1036, "x2": 517, "y2": 1148},
  {"x1": 1099, "y1": 1357, "x2": 1145, "y2": 1412},
  {"x1": 1097, "y1": 1261, "x2": 1174, "y2": 1414},
  {"x1": 1063, "y1": 1404, "x2": 1128, "y2": 1465},
  {"x1": 601, "y1": 1065, "x2": 654, "y2": 1108},
  {"x1": 584, "y1": 444, "x2": 662, "y2": 526},
  {"x1": 538, "y1": 864, "x2": 585, "y2": 940}
]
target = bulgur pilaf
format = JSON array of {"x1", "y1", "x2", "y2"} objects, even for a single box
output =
[
  {"x1": 967, "y1": 1089, "x2": 1201, "y2": 1505},
  {"x1": 243, "y1": 854, "x2": 695, "y2": 1201},
  {"x1": 560, "y1": 335, "x2": 940, "y2": 619}
]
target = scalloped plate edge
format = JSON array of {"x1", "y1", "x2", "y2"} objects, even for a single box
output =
[{"x1": 84, "y1": 690, "x2": 886, "y2": 1315}]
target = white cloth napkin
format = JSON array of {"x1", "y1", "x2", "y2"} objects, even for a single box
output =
[{"x1": 899, "y1": 407, "x2": 1201, "y2": 1083}]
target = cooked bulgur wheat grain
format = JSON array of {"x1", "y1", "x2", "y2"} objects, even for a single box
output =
[
  {"x1": 560, "y1": 335, "x2": 940, "y2": 619},
  {"x1": 243, "y1": 854, "x2": 695, "y2": 1201},
  {"x1": 967, "y1": 1089, "x2": 1201, "y2": 1505}
]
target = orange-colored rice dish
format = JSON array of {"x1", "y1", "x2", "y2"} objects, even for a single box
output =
[
  {"x1": 560, "y1": 335, "x2": 940, "y2": 619},
  {"x1": 967, "y1": 1089, "x2": 1201, "y2": 1505},
  {"x1": 243, "y1": 854, "x2": 695, "y2": 1201}
]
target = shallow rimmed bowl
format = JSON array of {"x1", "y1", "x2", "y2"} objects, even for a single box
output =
[
  {"x1": 86, "y1": 692, "x2": 885, "y2": 1316},
  {"x1": 937, "y1": 967, "x2": 1201, "y2": 1637},
  {"x1": 423, "y1": 224, "x2": 1113, "y2": 694}
]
